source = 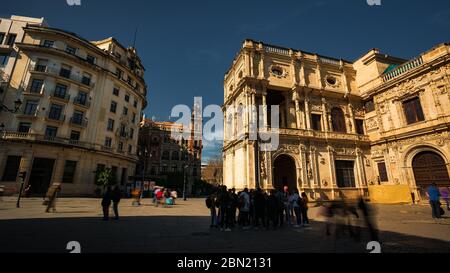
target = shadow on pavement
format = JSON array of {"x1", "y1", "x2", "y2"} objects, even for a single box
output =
[{"x1": 0, "y1": 216, "x2": 449, "y2": 253}]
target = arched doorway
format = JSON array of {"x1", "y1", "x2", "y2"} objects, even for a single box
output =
[
  {"x1": 273, "y1": 155, "x2": 297, "y2": 191},
  {"x1": 412, "y1": 151, "x2": 450, "y2": 193}
]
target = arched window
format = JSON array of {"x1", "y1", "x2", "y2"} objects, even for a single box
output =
[{"x1": 331, "y1": 107, "x2": 347, "y2": 133}]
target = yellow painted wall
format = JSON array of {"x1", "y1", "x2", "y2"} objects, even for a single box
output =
[{"x1": 368, "y1": 185, "x2": 413, "y2": 204}]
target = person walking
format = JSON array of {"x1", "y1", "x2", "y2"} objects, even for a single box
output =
[
  {"x1": 253, "y1": 188, "x2": 266, "y2": 229},
  {"x1": 206, "y1": 192, "x2": 217, "y2": 228},
  {"x1": 111, "y1": 186, "x2": 122, "y2": 220},
  {"x1": 102, "y1": 186, "x2": 113, "y2": 221},
  {"x1": 217, "y1": 186, "x2": 232, "y2": 231},
  {"x1": 290, "y1": 190, "x2": 302, "y2": 228},
  {"x1": 300, "y1": 192, "x2": 310, "y2": 226},
  {"x1": 265, "y1": 190, "x2": 279, "y2": 230},
  {"x1": 427, "y1": 183, "x2": 441, "y2": 219},
  {"x1": 238, "y1": 188, "x2": 251, "y2": 230},
  {"x1": 440, "y1": 186, "x2": 449, "y2": 211},
  {"x1": 45, "y1": 184, "x2": 61, "y2": 213}
]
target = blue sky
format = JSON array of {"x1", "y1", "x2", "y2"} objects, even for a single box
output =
[{"x1": 2, "y1": 0, "x2": 450, "y2": 162}]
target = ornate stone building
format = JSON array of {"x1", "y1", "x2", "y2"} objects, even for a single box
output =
[
  {"x1": 223, "y1": 39, "x2": 450, "y2": 202},
  {"x1": 0, "y1": 17, "x2": 147, "y2": 196}
]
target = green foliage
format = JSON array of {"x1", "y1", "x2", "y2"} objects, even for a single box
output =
[{"x1": 95, "y1": 168, "x2": 117, "y2": 188}]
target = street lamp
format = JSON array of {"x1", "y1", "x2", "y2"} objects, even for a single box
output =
[
  {"x1": 183, "y1": 164, "x2": 189, "y2": 201},
  {"x1": 0, "y1": 99, "x2": 23, "y2": 113}
]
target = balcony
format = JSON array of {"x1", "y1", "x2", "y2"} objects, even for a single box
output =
[
  {"x1": 29, "y1": 64, "x2": 95, "y2": 88},
  {"x1": 17, "y1": 108, "x2": 39, "y2": 118},
  {"x1": 70, "y1": 117, "x2": 88, "y2": 128},
  {"x1": 382, "y1": 56, "x2": 424, "y2": 83},
  {"x1": 47, "y1": 112, "x2": 65, "y2": 122},
  {"x1": 51, "y1": 90, "x2": 70, "y2": 102},
  {"x1": 73, "y1": 96, "x2": 91, "y2": 108},
  {"x1": 263, "y1": 45, "x2": 290, "y2": 56}
]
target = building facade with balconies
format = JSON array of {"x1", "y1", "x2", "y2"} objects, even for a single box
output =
[
  {"x1": 0, "y1": 17, "x2": 147, "y2": 196},
  {"x1": 224, "y1": 40, "x2": 450, "y2": 203}
]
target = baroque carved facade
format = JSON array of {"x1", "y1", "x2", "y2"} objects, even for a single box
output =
[{"x1": 223, "y1": 40, "x2": 450, "y2": 202}]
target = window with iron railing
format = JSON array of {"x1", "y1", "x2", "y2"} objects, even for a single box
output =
[
  {"x1": 24, "y1": 101, "x2": 38, "y2": 116},
  {"x1": 45, "y1": 126, "x2": 58, "y2": 139},
  {"x1": 74, "y1": 92, "x2": 88, "y2": 106},
  {"x1": 59, "y1": 66, "x2": 72, "y2": 79},
  {"x1": 54, "y1": 84, "x2": 68, "y2": 99},
  {"x1": 81, "y1": 73, "x2": 91, "y2": 86},
  {"x1": 30, "y1": 79, "x2": 43, "y2": 93},
  {"x1": 49, "y1": 104, "x2": 63, "y2": 120}
]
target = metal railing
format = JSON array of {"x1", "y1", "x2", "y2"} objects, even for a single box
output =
[
  {"x1": 29, "y1": 64, "x2": 95, "y2": 88},
  {"x1": 69, "y1": 117, "x2": 88, "y2": 127},
  {"x1": 73, "y1": 96, "x2": 91, "y2": 108}
]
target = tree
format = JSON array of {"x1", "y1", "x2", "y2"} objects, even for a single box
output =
[
  {"x1": 203, "y1": 156, "x2": 223, "y2": 186},
  {"x1": 95, "y1": 168, "x2": 117, "y2": 188}
]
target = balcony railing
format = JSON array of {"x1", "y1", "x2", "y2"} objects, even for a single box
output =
[
  {"x1": 29, "y1": 64, "x2": 95, "y2": 88},
  {"x1": 276, "y1": 128, "x2": 370, "y2": 142},
  {"x1": 70, "y1": 117, "x2": 88, "y2": 127},
  {"x1": 18, "y1": 108, "x2": 39, "y2": 117},
  {"x1": 263, "y1": 45, "x2": 290, "y2": 56},
  {"x1": 382, "y1": 56, "x2": 424, "y2": 82},
  {"x1": 51, "y1": 90, "x2": 71, "y2": 101},
  {"x1": 320, "y1": 57, "x2": 341, "y2": 66},
  {"x1": 47, "y1": 112, "x2": 65, "y2": 122},
  {"x1": 73, "y1": 96, "x2": 91, "y2": 108}
]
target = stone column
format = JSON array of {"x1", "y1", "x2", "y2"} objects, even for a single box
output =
[
  {"x1": 348, "y1": 103, "x2": 356, "y2": 134},
  {"x1": 327, "y1": 146, "x2": 337, "y2": 200},
  {"x1": 259, "y1": 49, "x2": 265, "y2": 79},
  {"x1": 293, "y1": 90, "x2": 302, "y2": 129},
  {"x1": 322, "y1": 98, "x2": 329, "y2": 132},
  {"x1": 285, "y1": 93, "x2": 291, "y2": 128},
  {"x1": 262, "y1": 91, "x2": 268, "y2": 129},
  {"x1": 300, "y1": 145, "x2": 309, "y2": 189},
  {"x1": 304, "y1": 92, "x2": 311, "y2": 130}
]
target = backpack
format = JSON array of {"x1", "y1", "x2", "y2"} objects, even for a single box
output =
[{"x1": 206, "y1": 197, "x2": 213, "y2": 209}]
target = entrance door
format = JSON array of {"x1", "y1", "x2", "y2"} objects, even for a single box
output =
[
  {"x1": 335, "y1": 160, "x2": 356, "y2": 188},
  {"x1": 29, "y1": 158, "x2": 55, "y2": 195},
  {"x1": 413, "y1": 151, "x2": 450, "y2": 194},
  {"x1": 273, "y1": 155, "x2": 297, "y2": 191}
]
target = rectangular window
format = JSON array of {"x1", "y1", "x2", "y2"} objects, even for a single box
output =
[
  {"x1": 0, "y1": 33, "x2": 5, "y2": 44},
  {"x1": 116, "y1": 68, "x2": 123, "y2": 79},
  {"x1": 335, "y1": 160, "x2": 356, "y2": 188},
  {"x1": 355, "y1": 119, "x2": 365, "y2": 135},
  {"x1": 30, "y1": 79, "x2": 44, "y2": 93},
  {"x1": 54, "y1": 84, "x2": 68, "y2": 98},
  {"x1": 45, "y1": 126, "x2": 58, "y2": 138},
  {"x1": 125, "y1": 94, "x2": 130, "y2": 102},
  {"x1": 2, "y1": 156, "x2": 22, "y2": 181},
  {"x1": 86, "y1": 55, "x2": 96, "y2": 65},
  {"x1": 70, "y1": 130, "x2": 81, "y2": 141},
  {"x1": 49, "y1": 104, "x2": 63, "y2": 120},
  {"x1": 110, "y1": 101, "x2": 117, "y2": 113},
  {"x1": 403, "y1": 97, "x2": 425, "y2": 125},
  {"x1": 311, "y1": 114, "x2": 322, "y2": 131},
  {"x1": 132, "y1": 113, "x2": 136, "y2": 124},
  {"x1": 118, "y1": 141, "x2": 124, "y2": 151},
  {"x1": 59, "y1": 65, "x2": 72, "y2": 79},
  {"x1": 113, "y1": 87, "x2": 119, "y2": 96},
  {"x1": 365, "y1": 99, "x2": 375, "y2": 113},
  {"x1": 62, "y1": 161, "x2": 77, "y2": 184},
  {"x1": 378, "y1": 162, "x2": 389, "y2": 183},
  {"x1": 129, "y1": 128, "x2": 134, "y2": 139},
  {"x1": 71, "y1": 110, "x2": 84, "y2": 125},
  {"x1": 65, "y1": 45, "x2": 77, "y2": 55},
  {"x1": 42, "y1": 40, "x2": 54, "y2": 48},
  {"x1": 123, "y1": 107, "x2": 128, "y2": 116},
  {"x1": 107, "y1": 118, "x2": 115, "y2": 131},
  {"x1": 36, "y1": 59, "x2": 48, "y2": 72},
  {"x1": 18, "y1": 122, "x2": 31, "y2": 133},
  {"x1": 133, "y1": 100, "x2": 138, "y2": 108},
  {"x1": 120, "y1": 124, "x2": 127, "y2": 137},
  {"x1": 81, "y1": 73, "x2": 91, "y2": 86},
  {"x1": 0, "y1": 53, "x2": 9, "y2": 66},
  {"x1": 104, "y1": 137, "x2": 112, "y2": 148},
  {"x1": 24, "y1": 100, "x2": 38, "y2": 116},
  {"x1": 6, "y1": 34, "x2": 16, "y2": 46},
  {"x1": 128, "y1": 145, "x2": 132, "y2": 154},
  {"x1": 75, "y1": 91, "x2": 88, "y2": 106}
]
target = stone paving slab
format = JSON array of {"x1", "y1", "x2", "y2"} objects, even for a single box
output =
[{"x1": 0, "y1": 197, "x2": 449, "y2": 253}]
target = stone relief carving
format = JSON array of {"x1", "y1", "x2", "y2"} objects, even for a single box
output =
[{"x1": 366, "y1": 117, "x2": 379, "y2": 131}]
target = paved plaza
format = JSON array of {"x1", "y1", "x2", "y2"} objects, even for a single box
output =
[{"x1": 0, "y1": 197, "x2": 449, "y2": 253}]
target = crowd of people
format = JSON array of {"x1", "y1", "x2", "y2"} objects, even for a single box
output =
[{"x1": 206, "y1": 185, "x2": 310, "y2": 232}]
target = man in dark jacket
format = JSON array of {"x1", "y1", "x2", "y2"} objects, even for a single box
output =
[
  {"x1": 253, "y1": 188, "x2": 266, "y2": 229},
  {"x1": 102, "y1": 187, "x2": 113, "y2": 221},
  {"x1": 111, "y1": 186, "x2": 122, "y2": 220}
]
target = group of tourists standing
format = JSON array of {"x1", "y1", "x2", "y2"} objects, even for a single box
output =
[{"x1": 206, "y1": 185, "x2": 310, "y2": 232}]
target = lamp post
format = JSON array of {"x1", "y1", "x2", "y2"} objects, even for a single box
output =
[
  {"x1": 0, "y1": 99, "x2": 23, "y2": 113},
  {"x1": 183, "y1": 164, "x2": 189, "y2": 201}
]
